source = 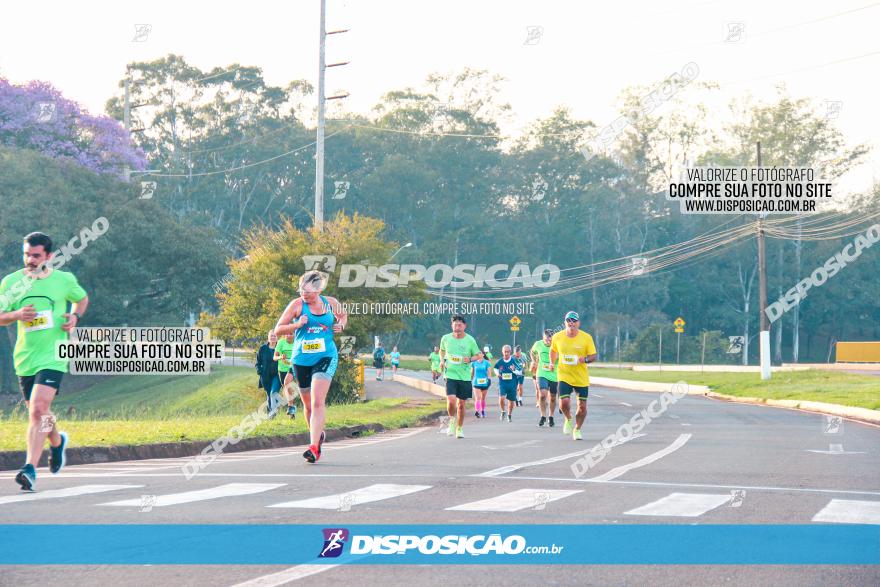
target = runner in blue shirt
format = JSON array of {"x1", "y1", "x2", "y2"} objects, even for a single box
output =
[
  {"x1": 494, "y1": 345, "x2": 520, "y2": 422},
  {"x1": 470, "y1": 352, "x2": 493, "y2": 419},
  {"x1": 390, "y1": 346, "x2": 401, "y2": 379},
  {"x1": 275, "y1": 270, "x2": 348, "y2": 464}
]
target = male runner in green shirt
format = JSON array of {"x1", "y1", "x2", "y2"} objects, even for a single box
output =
[
  {"x1": 0, "y1": 232, "x2": 88, "y2": 490},
  {"x1": 531, "y1": 329, "x2": 558, "y2": 428},
  {"x1": 274, "y1": 333, "x2": 297, "y2": 417},
  {"x1": 439, "y1": 315, "x2": 481, "y2": 438},
  {"x1": 428, "y1": 346, "x2": 441, "y2": 383}
]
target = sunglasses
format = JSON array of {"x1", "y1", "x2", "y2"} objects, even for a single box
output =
[{"x1": 565, "y1": 318, "x2": 579, "y2": 323}]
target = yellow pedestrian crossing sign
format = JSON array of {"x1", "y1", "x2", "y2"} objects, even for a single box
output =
[
  {"x1": 509, "y1": 316, "x2": 521, "y2": 327},
  {"x1": 674, "y1": 317, "x2": 685, "y2": 333}
]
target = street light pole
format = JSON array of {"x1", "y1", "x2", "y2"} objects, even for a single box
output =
[{"x1": 390, "y1": 242, "x2": 413, "y2": 261}]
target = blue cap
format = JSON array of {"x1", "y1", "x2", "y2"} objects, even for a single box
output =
[{"x1": 564, "y1": 311, "x2": 580, "y2": 321}]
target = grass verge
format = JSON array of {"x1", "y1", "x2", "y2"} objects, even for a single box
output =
[
  {"x1": 0, "y1": 397, "x2": 444, "y2": 451},
  {"x1": 591, "y1": 368, "x2": 880, "y2": 410}
]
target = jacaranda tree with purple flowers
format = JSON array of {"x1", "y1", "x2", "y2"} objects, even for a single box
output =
[{"x1": 0, "y1": 78, "x2": 147, "y2": 177}]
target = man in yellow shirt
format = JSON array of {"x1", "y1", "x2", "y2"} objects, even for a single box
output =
[{"x1": 549, "y1": 311, "x2": 598, "y2": 440}]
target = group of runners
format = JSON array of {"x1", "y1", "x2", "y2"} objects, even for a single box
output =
[
  {"x1": 437, "y1": 313, "x2": 597, "y2": 440},
  {"x1": 2, "y1": 228, "x2": 347, "y2": 490},
  {"x1": 371, "y1": 343, "x2": 400, "y2": 381},
  {"x1": 2, "y1": 229, "x2": 593, "y2": 488}
]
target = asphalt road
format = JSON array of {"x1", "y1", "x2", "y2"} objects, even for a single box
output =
[{"x1": 1, "y1": 369, "x2": 878, "y2": 586}]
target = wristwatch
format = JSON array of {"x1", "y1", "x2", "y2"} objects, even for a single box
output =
[{"x1": 73, "y1": 312, "x2": 83, "y2": 320}]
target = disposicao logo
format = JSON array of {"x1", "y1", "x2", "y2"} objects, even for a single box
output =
[{"x1": 318, "y1": 528, "x2": 349, "y2": 558}]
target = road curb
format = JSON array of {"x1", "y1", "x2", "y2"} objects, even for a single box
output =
[
  {"x1": 392, "y1": 373, "x2": 447, "y2": 398},
  {"x1": 702, "y1": 391, "x2": 880, "y2": 425},
  {"x1": 0, "y1": 410, "x2": 447, "y2": 472}
]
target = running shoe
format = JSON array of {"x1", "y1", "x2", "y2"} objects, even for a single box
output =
[
  {"x1": 548, "y1": 416, "x2": 555, "y2": 428},
  {"x1": 287, "y1": 405, "x2": 297, "y2": 418},
  {"x1": 49, "y1": 431, "x2": 68, "y2": 475},
  {"x1": 474, "y1": 410, "x2": 481, "y2": 418},
  {"x1": 500, "y1": 412, "x2": 506, "y2": 422},
  {"x1": 538, "y1": 416, "x2": 546, "y2": 427},
  {"x1": 507, "y1": 414, "x2": 512, "y2": 422},
  {"x1": 563, "y1": 418, "x2": 572, "y2": 434},
  {"x1": 303, "y1": 444, "x2": 321, "y2": 463},
  {"x1": 456, "y1": 427, "x2": 464, "y2": 439},
  {"x1": 15, "y1": 464, "x2": 36, "y2": 491},
  {"x1": 481, "y1": 410, "x2": 486, "y2": 418},
  {"x1": 573, "y1": 428, "x2": 583, "y2": 441},
  {"x1": 447, "y1": 419, "x2": 455, "y2": 436}
]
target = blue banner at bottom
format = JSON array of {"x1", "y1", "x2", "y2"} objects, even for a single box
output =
[{"x1": 0, "y1": 525, "x2": 877, "y2": 565}]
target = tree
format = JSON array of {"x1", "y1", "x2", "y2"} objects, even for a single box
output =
[
  {"x1": 0, "y1": 145, "x2": 227, "y2": 393},
  {"x1": 0, "y1": 78, "x2": 146, "y2": 177},
  {"x1": 206, "y1": 213, "x2": 428, "y2": 345}
]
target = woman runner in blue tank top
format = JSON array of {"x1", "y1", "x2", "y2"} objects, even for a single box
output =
[{"x1": 275, "y1": 270, "x2": 348, "y2": 463}]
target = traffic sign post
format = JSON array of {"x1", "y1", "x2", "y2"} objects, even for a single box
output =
[
  {"x1": 674, "y1": 317, "x2": 685, "y2": 364},
  {"x1": 509, "y1": 316, "x2": 521, "y2": 347}
]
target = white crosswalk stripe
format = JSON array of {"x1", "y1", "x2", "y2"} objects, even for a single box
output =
[
  {"x1": 812, "y1": 499, "x2": 880, "y2": 524},
  {"x1": 0, "y1": 484, "x2": 142, "y2": 505},
  {"x1": 99, "y1": 482, "x2": 285, "y2": 507},
  {"x1": 624, "y1": 492, "x2": 732, "y2": 517},
  {"x1": 447, "y1": 488, "x2": 582, "y2": 512},
  {"x1": 267, "y1": 483, "x2": 431, "y2": 509}
]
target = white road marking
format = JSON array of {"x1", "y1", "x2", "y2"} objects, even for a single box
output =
[
  {"x1": 447, "y1": 488, "x2": 582, "y2": 512},
  {"x1": 476, "y1": 433, "x2": 646, "y2": 477},
  {"x1": 0, "y1": 484, "x2": 142, "y2": 505},
  {"x1": 812, "y1": 499, "x2": 880, "y2": 524},
  {"x1": 806, "y1": 444, "x2": 866, "y2": 455},
  {"x1": 501, "y1": 475, "x2": 880, "y2": 497},
  {"x1": 624, "y1": 492, "x2": 732, "y2": 517},
  {"x1": 267, "y1": 483, "x2": 431, "y2": 509},
  {"x1": 618, "y1": 402, "x2": 633, "y2": 407},
  {"x1": 99, "y1": 482, "x2": 285, "y2": 507},
  {"x1": 681, "y1": 423, "x2": 692, "y2": 426},
  {"x1": 229, "y1": 564, "x2": 340, "y2": 586},
  {"x1": 589, "y1": 434, "x2": 691, "y2": 482},
  {"x1": 593, "y1": 394, "x2": 603, "y2": 398},
  {"x1": 480, "y1": 440, "x2": 542, "y2": 450}
]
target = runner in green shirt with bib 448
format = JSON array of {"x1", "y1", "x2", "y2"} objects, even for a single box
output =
[
  {"x1": 0, "y1": 232, "x2": 89, "y2": 491},
  {"x1": 439, "y1": 315, "x2": 481, "y2": 439}
]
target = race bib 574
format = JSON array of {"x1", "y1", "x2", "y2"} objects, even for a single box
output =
[{"x1": 24, "y1": 310, "x2": 53, "y2": 333}]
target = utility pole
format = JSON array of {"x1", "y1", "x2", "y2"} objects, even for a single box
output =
[
  {"x1": 314, "y1": 0, "x2": 349, "y2": 231},
  {"x1": 658, "y1": 325, "x2": 663, "y2": 372},
  {"x1": 756, "y1": 142, "x2": 771, "y2": 380},
  {"x1": 124, "y1": 75, "x2": 131, "y2": 183}
]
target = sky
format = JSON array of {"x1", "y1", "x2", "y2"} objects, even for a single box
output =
[{"x1": 1, "y1": 0, "x2": 878, "y2": 195}]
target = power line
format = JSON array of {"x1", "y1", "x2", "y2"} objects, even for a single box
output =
[{"x1": 133, "y1": 129, "x2": 346, "y2": 178}]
